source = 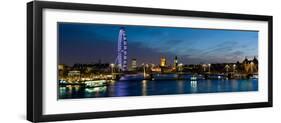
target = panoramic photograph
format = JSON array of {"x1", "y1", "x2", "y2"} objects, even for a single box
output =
[{"x1": 58, "y1": 22, "x2": 259, "y2": 99}]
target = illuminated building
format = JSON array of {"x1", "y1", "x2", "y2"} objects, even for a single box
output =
[
  {"x1": 174, "y1": 56, "x2": 178, "y2": 67},
  {"x1": 160, "y1": 56, "x2": 167, "y2": 67},
  {"x1": 68, "y1": 70, "x2": 80, "y2": 76},
  {"x1": 173, "y1": 56, "x2": 178, "y2": 71},
  {"x1": 116, "y1": 27, "x2": 128, "y2": 71},
  {"x1": 58, "y1": 64, "x2": 65, "y2": 70},
  {"x1": 58, "y1": 64, "x2": 66, "y2": 80},
  {"x1": 67, "y1": 70, "x2": 81, "y2": 82},
  {"x1": 131, "y1": 59, "x2": 137, "y2": 70},
  {"x1": 151, "y1": 67, "x2": 161, "y2": 72},
  {"x1": 243, "y1": 56, "x2": 258, "y2": 74},
  {"x1": 178, "y1": 63, "x2": 183, "y2": 72}
]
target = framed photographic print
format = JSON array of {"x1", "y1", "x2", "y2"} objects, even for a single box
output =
[{"x1": 27, "y1": 1, "x2": 273, "y2": 122}]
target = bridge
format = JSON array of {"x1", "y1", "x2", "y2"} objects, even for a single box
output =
[{"x1": 110, "y1": 71, "x2": 234, "y2": 81}]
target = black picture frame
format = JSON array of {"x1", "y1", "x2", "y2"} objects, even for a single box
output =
[{"x1": 27, "y1": 1, "x2": 273, "y2": 122}]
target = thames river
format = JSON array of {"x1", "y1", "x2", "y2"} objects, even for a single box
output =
[{"x1": 59, "y1": 79, "x2": 258, "y2": 99}]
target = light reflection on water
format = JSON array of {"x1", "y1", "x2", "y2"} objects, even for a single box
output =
[
  {"x1": 59, "y1": 79, "x2": 258, "y2": 99},
  {"x1": 142, "y1": 80, "x2": 147, "y2": 96},
  {"x1": 190, "y1": 81, "x2": 197, "y2": 93}
]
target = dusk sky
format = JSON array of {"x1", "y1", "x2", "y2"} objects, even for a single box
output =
[{"x1": 58, "y1": 22, "x2": 258, "y2": 66}]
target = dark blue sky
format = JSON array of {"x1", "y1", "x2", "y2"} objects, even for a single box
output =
[{"x1": 58, "y1": 22, "x2": 258, "y2": 66}]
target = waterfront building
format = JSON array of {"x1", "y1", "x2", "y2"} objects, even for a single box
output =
[
  {"x1": 131, "y1": 59, "x2": 137, "y2": 71},
  {"x1": 243, "y1": 56, "x2": 258, "y2": 74},
  {"x1": 67, "y1": 70, "x2": 81, "y2": 82},
  {"x1": 173, "y1": 56, "x2": 178, "y2": 71},
  {"x1": 58, "y1": 64, "x2": 65, "y2": 70},
  {"x1": 151, "y1": 66, "x2": 161, "y2": 72},
  {"x1": 160, "y1": 56, "x2": 167, "y2": 67},
  {"x1": 58, "y1": 64, "x2": 66, "y2": 80},
  {"x1": 174, "y1": 56, "x2": 178, "y2": 69},
  {"x1": 178, "y1": 63, "x2": 183, "y2": 72},
  {"x1": 68, "y1": 70, "x2": 80, "y2": 76},
  {"x1": 252, "y1": 56, "x2": 259, "y2": 64}
]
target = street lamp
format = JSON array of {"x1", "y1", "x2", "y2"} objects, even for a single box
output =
[
  {"x1": 225, "y1": 64, "x2": 230, "y2": 73},
  {"x1": 142, "y1": 63, "x2": 146, "y2": 77},
  {"x1": 178, "y1": 63, "x2": 183, "y2": 72},
  {"x1": 145, "y1": 64, "x2": 149, "y2": 68},
  {"x1": 250, "y1": 61, "x2": 254, "y2": 74},
  {"x1": 110, "y1": 63, "x2": 115, "y2": 74},
  {"x1": 233, "y1": 64, "x2": 236, "y2": 73},
  {"x1": 208, "y1": 64, "x2": 211, "y2": 73},
  {"x1": 202, "y1": 64, "x2": 207, "y2": 72}
]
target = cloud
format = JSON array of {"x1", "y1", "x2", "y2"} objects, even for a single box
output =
[
  {"x1": 128, "y1": 41, "x2": 176, "y2": 65},
  {"x1": 172, "y1": 41, "x2": 252, "y2": 64},
  {"x1": 59, "y1": 23, "x2": 258, "y2": 66},
  {"x1": 232, "y1": 51, "x2": 244, "y2": 55},
  {"x1": 165, "y1": 39, "x2": 185, "y2": 45},
  {"x1": 139, "y1": 39, "x2": 195, "y2": 55},
  {"x1": 202, "y1": 41, "x2": 238, "y2": 55}
]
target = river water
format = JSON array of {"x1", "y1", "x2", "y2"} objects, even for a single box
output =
[{"x1": 59, "y1": 79, "x2": 258, "y2": 99}]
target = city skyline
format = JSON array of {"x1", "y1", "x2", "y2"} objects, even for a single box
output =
[{"x1": 58, "y1": 22, "x2": 258, "y2": 66}]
